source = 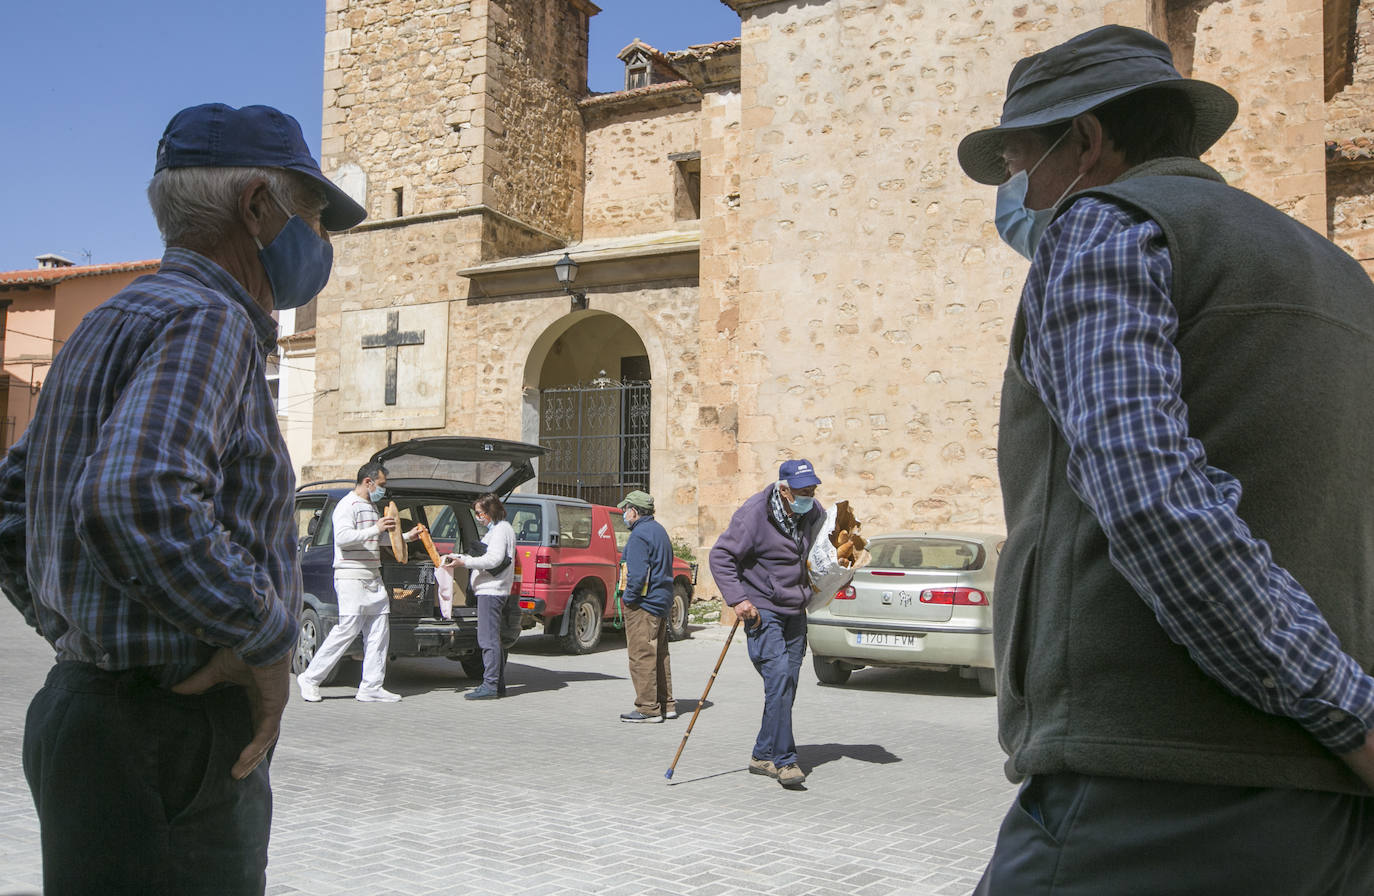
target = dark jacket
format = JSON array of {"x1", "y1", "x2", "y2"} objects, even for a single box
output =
[
  {"x1": 710, "y1": 485, "x2": 824, "y2": 615},
  {"x1": 622, "y1": 514, "x2": 674, "y2": 618},
  {"x1": 996, "y1": 159, "x2": 1374, "y2": 795}
]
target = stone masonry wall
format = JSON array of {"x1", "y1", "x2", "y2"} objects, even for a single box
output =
[
  {"x1": 1329, "y1": 164, "x2": 1374, "y2": 270},
  {"x1": 305, "y1": 215, "x2": 486, "y2": 481},
  {"x1": 707, "y1": 1, "x2": 1109, "y2": 541},
  {"x1": 703, "y1": 0, "x2": 1339, "y2": 547},
  {"x1": 1324, "y1": 0, "x2": 1374, "y2": 138},
  {"x1": 483, "y1": 0, "x2": 590, "y2": 243},
  {"x1": 583, "y1": 104, "x2": 703, "y2": 238},
  {"x1": 322, "y1": 0, "x2": 488, "y2": 219},
  {"x1": 694, "y1": 84, "x2": 743, "y2": 560},
  {"x1": 1328, "y1": 2, "x2": 1374, "y2": 277},
  {"x1": 1182, "y1": 0, "x2": 1329, "y2": 227}
]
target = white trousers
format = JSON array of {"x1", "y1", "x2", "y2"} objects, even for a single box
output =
[{"x1": 299, "y1": 577, "x2": 391, "y2": 691}]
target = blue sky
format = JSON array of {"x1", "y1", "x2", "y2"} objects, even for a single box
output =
[{"x1": 0, "y1": 1, "x2": 741, "y2": 272}]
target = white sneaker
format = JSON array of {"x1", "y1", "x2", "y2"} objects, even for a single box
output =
[
  {"x1": 298, "y1": 679, "x2": 322, "y2": 703},
  {"x1": 355, "y1": 687, "x2": 402, "y2": 703}
]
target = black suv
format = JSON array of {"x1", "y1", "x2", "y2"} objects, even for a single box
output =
[{"x1": 291, "y1": 437, "x2": 544, "y2": 682}]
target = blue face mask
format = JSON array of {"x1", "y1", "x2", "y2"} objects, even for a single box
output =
[
  {"x1": 790, "y1": 496, "x2": 814, "y2": 515},
  {"x1": 994, "y1": 130, "x2": 1083, "y2": 261},
  {"x1": 255, "y1": 193, "x2": 334, "y2": 310},
  {"x1": 369, "y1": 485, "x2": 386, "y2": 503}
]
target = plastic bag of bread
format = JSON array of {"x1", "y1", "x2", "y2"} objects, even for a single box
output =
[{"x1": 805, "y1": 500, "x2": 869, "y2": 611}]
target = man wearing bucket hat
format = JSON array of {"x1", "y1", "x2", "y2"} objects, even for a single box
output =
[
  {"x1": 616, "y1": 490, "x2": 677, "y2": 723},
  {"x1": 0, "y1": 103, "x2": 365, "y2": 894},
  {"x1": 710, "y1": 459, "x2": 825, "y2": 788},
  {"x1": 960, "y1": 26, "x2": 1374, "y2": 892}
]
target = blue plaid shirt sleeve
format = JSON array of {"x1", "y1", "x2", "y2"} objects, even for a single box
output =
[
  {"x1": 0, "y1": 433, "x2": 35, "y2": 628},
  {"x1": 69, "y1": 304, "x2": 296, "y2": 665},
  {"x1": 1021, "y1": 198, "x2": 1374, "y2": 754}
]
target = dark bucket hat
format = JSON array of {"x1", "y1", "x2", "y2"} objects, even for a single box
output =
[
  {"x1": 958, "y1": 25, "x2": 1238, "y2": 185},
  {"x1": 155, "y1": 103, "x2": 367, "y2": 231}
]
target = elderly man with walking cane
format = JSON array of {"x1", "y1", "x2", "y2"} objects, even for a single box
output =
[{"x1": 710, "y1": 459, "x2": 824, "y2": 789}]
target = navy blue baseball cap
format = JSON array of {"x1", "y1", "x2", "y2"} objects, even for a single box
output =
[
  {"x1": 779, "y1": 459, "x2": 821, "y2": 489},
  {"x1": 155, "y1": 103, "x2": 367, "y2": 231}
]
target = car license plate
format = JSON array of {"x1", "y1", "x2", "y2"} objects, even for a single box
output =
[{"x1": 853, "y1": 631, "x2": 922, "y2": 648}]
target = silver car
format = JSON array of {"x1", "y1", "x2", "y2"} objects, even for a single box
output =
[{"x1": 807, "y1": 531, "x2": 1003, "y2": 694}]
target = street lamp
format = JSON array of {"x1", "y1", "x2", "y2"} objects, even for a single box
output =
[{"x1": 554, "y1": 252, "x2": 588, "y2": 311}]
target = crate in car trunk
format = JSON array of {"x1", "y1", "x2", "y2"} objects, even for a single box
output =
[{"x1": 383, "y1": 560, "x2": 443, "y2": 619}]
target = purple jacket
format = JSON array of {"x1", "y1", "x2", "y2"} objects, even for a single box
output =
[{"x1": 709, "y1": 485, "x2": 824, "y2": 616}]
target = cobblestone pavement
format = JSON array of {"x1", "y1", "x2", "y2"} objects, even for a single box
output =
[{"x1": 0, "y1": 608, "x2": 1015, "y2": 895}]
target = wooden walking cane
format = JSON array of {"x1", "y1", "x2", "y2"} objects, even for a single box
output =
[{"x1": 665, "y1": 616, "x2": 743, "y2": 781}]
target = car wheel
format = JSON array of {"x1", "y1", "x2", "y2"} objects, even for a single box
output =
[
  {"x1": 294, "y1": 608, "x2": 349, "y2": 685},
  {"x1": 559, "y1": 589, "x2": 604, "y2": 654},
  {"x1": 460, "y1": 654, "x2": 485, "y2": 680},
  {"x1": 294, "y1": 608, "x2": 320, "y2": 676},
  {"x1": 667, "y1": 582, "x2": 690, "y2": 642},
  {"x1": 812, "y1": 654, "x2": 851, "y2": 685},
  {"x1": 977, "y1": 667, "x2": 997, "y2": 695}
]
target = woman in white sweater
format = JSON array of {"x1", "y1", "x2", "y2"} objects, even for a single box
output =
[{"x1": 442, "y1": 493, "x2": 515, "y2": 699}]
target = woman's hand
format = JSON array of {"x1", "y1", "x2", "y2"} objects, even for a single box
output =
[{"x1": 441, "y1": 554, "x2": 465, "y2": 569}]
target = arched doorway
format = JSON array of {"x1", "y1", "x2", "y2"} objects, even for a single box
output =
[{"x1": 525, "y1": 312, "x2": 651, "y2": 506}]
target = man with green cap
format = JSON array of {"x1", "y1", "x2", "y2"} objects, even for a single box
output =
[
  {"x1": 616, "y1": 490, "x2": 676, "y2": 723},
  {"x1": 960, "y1": 24, "x2": 1374, "y2": 893}
]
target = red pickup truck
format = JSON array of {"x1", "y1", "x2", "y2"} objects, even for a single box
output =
[{"x1": 505, "y1": 495, "x2": 697, "y2": 654}]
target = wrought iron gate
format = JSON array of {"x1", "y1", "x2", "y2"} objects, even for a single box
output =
[{"x1": 538, "y1": 376, "x2": 649, "y2": 506}]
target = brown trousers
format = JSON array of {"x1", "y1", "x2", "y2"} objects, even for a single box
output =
[{"x1": 624, "y1": 602, "x2": 674, "y2": 716}]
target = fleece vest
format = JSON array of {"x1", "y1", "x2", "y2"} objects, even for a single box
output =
[{"x1": 996, "y1": 158, "x2": 1374, "y2": 794}]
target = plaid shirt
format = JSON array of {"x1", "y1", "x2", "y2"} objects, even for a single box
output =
[
  {"x1": 1020, "y1": 197, "x2": 1374, "y2": 753},
  {"x1": 0, "y1": 248, "x2": 300, "y2": 670}
]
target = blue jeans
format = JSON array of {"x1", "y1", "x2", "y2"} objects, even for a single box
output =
[
  {"x1": 24, "y1": 662, "x2": 272, "y2": 895},
  {"x1": 744, "y1": 608, "x2": 807, "y2": 768}
]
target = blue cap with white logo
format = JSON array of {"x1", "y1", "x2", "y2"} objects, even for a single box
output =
[{"x1": 779, "y1": 459, "x2": 821, "y2": 489}]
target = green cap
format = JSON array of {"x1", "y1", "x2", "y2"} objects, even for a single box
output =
[{"x1": 617, "y1": 490, "x2": 654, "y2": 513}]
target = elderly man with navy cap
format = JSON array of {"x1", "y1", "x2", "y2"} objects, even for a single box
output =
[
  {"x1": 710, "y1": 458, "x2": 824, "y2": 789},
  {"x1": 961, "y1": 26, "x2": 1374, "y2": 893},
  {"x1": 0, "y1": 103, "x2": 364, "y2": 895}
]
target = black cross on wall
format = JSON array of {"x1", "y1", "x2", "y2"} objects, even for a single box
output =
[{"x1": 361, "y1": 310, "x2": 426, "y2": 406}]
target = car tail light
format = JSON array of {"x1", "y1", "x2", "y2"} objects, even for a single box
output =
[
  {"x1": 518, "y1": 598, "x2": 538, "y2": 611},
  {"x1": 833, "y1": 584, "x2": 857, "y2": 600},
  {"x1": 920, "y1": 587, "x2": 987, "y2": 606},
  {"x1": 533, "y1": 548, "x2": 552, "y2": 585}
]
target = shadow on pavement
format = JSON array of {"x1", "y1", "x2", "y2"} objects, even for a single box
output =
[
  {"x1": 813, "y1": 666, "x2": 993, "y2": 698},
  {"x1": 469, "y1": 661, "x2": 623, "y2": 697},
  {"x1": 670, "y1": 698, "x2": 712, "y2": 716},
  {"x1": 797, "y1": 741, "x2": 902, "y2": 772}
]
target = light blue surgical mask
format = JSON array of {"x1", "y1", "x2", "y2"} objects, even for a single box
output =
[
  {"x1": 254, "y1": 192, "x2": 334, "y2": 310},
  {"x1": 369, "y1": 485, "x2": 386, "y2": 503},
  {"x1": 994, "y1": 129, "x2": 1083, "y2": 261},
  {"x1": 790, "y1": 496, "x2": 814, "y2": 515}
]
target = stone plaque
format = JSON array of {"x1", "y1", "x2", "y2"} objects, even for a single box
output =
[{"x1": 338, "y1": 304, "x2": 448, "y2": 432}]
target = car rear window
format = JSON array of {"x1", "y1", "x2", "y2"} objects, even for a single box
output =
[
  {"x1": 556, "y1": 504, "x2": 593, "y2": 548},
  {"x1": 868, "y1": 538, "x2": 985, "y2": 571},
  {"x1": 507, "y1": 503, "x2": 543, "y2": 544}
]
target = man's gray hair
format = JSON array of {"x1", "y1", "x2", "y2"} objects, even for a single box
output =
[{"x1": 146, "y1": 166, "x2": 326, "y2": 250}]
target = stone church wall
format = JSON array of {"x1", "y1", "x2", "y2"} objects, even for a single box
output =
[
  {"x1": 583, "y1": 103, "x2": 703, "y2": 238},
  {"x1": 483, "y1": 0, "x2": 591, "y2": 243}
]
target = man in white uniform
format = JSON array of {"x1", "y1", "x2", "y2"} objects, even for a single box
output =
[{"x1": 297, "y1": 462, "x2": 421, "y2": 703}]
